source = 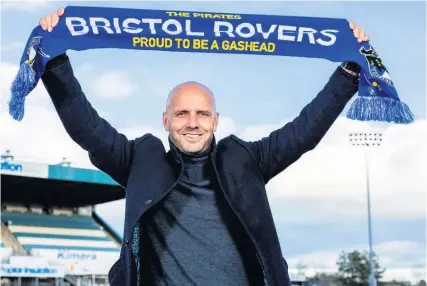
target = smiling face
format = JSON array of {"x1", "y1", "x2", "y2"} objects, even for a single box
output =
[{"x1": 163, "y1": 81, "x2": 219, "y2": 154}]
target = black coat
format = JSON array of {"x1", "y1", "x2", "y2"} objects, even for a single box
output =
[{"x1": 42, "y1": 54, "x2": 358, "y2": 286}]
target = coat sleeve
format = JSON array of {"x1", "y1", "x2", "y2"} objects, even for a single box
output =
[
  {"x1": 243, "y1": 66, "x2": 359, "y2": 183},
  {"x1": 41, "y1": 53, "x2": 135, "y2": 187}
]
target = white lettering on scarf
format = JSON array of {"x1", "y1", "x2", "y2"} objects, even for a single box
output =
[{"x1": 65, "y1": 17, "x2": 338, "y2": 46}]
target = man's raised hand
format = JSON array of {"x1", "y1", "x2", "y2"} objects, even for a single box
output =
[
  {"x1": 349, "y1": 21, "x2": 370, "y2": 43},
  {"x1": 40, "y1": 7, "x2": 64, "y2": 32}
]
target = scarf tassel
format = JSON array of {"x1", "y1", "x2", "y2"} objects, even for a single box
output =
[
  {"x1": 346, "y1": 95, "x2": 415, "y2": 124},
  {"x1": 8, "y1": 61, "x2": 36, "y2": 121}
]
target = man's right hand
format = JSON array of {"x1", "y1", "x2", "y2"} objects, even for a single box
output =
[{"x1": 40, "y1": 7, "x2": 64, "y2": 32}]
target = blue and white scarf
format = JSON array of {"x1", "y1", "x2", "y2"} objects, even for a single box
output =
[{"x1": 9, "y1": 6, "x2": 415, "y2": 124}]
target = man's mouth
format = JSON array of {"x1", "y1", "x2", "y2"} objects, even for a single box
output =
[{"x1": 183, "y1": 134, "x2": 202, "y2": 138}]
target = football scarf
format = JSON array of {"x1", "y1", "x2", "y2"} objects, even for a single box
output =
[{"x1": 9, "y1": 5, "x2": 415, "y2": 124}]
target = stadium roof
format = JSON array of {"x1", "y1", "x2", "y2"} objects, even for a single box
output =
[{"x1": 1, "y1": 158, "x2": 125, "y2": 207}]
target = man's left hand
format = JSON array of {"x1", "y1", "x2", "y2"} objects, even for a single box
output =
[
  {"x1": 349, "y1": 21, "x2": 369, "y2": 43},
  {"x1": 340, "y1": 22, "x2": 370, "y2": 76}
]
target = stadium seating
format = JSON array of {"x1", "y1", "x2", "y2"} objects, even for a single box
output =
[{"x1": 1, "y1": 211, "x2": 121, "y2": 253}]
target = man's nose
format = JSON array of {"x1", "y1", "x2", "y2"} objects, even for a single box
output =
[{"x1": 187, "y1": 113, "x2": 198, "y2": 128}]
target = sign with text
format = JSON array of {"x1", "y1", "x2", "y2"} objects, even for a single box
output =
[
  {"x1": 0, "y1": 159, "x2": 48, "y2": 178},
  {"x1": 1, "y1": 264, "x2": 65, "y2": 278},
  {"x1": 30, "y1": 249, "x2": 120, "y2": 275}
]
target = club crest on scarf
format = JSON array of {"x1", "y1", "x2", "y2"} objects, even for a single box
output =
[
  {"x1": 26, "y1": 36, "x2": 51, "y2": 67},
  {"x1": 360, "y1": 45, "x2": 393, "y2": 89}
]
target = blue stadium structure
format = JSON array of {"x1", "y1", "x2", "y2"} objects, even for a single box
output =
[{"x1": 1, "y1": 151, "x2": 124, "y2": 285}]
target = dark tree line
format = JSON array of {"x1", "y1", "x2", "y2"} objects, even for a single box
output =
[{"x1": 301, "y1": 250, "x2": 424, "y2": 286}]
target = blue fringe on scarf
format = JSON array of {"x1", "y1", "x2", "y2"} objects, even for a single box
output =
[
  {"x1": 347, "y1": 96, "x2": 415, "y2": 124},
  {"x1": 9, "y1": 62, "x2": 36, "y2": 121}
]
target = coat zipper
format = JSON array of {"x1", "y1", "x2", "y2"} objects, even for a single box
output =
[{"x1": 211, "y1": 155, "x2": 268, "y2": 284}]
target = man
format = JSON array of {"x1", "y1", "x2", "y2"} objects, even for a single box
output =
[{"x1": 40, "y1": 7, "x2": 369, "y2": 286}]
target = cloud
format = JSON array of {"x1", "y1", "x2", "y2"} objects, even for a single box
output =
[
  {"x1": 235, "y1": 115, "x2": 425, "y2": 281},
  {"x1": 237, "y1": 116, "x2": 426, "y2": 221},
  {"x1": 119, "y1": 124, "x2": 168, "y2": 146},
  {"x1": 0, "y1": 104, "x2": 93, "y2": 168},
  {"x1": 1, "y1": 42, "x2": 23, "y2": 53},
  {"x1": 91, "y1": 71, "x2": 137, "y2": 100},
  {"x1": 74, "y1": 62, "x2": 95, "y2": 76},
  {"x1": 0, "y1": 63, "x2": 19, "y2": 109},
  {"x1": 376, "y1": 241, "x2": 426, "y2": 268},
  {"x1": 0, "y1": 62, "x2": 52, "y2": 111},
  {"x1": 2, "y1": 0, "x2": 51, "y2": 12},
  {"x1": 95, "y1": 199, "x2": 126, "y2": 236},
  {"x1": 0, "y1": 61, "x2": 130, "y2": 168},
  {"x1": 0, "y1": 61, "x2": 169, "y2": 168},
  {"x1": 214, "y1": 116, "x2": 237, "y2": 140},
  {"x1": 286, "y1": 240, "x2": 426, "y2": 283}
]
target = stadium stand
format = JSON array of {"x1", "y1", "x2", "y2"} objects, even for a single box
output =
[
  {"x1": 1, "y1": 211, "x2": 120, "y2": 253},
  {"x1": 1, "y1": 151, "x2": 124, "y2": 286}
]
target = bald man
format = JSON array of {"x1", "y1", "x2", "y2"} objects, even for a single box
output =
[
  {"x1": 40, "y1": 8, "x2": 369, "y2": 286},
  {"x1": 163, "y1": 81, "x2": 219, "y2": 154}
]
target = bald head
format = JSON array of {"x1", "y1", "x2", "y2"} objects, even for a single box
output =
[{"x1": 166, "y1": 81, "x2": 216, "y2": 112}]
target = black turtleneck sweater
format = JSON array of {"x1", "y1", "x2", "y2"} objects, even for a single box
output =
[{"x1": 139, "y1": 143, "x2": 262, "y2": 285}]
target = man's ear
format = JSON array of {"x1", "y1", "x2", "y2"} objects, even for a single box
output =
[
  {"x1": 213, "y1": 112, "x2": 219, "y2": 132},
  {"x1": 162, "y1": 112, "x2": 169, "y2": 131}
]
